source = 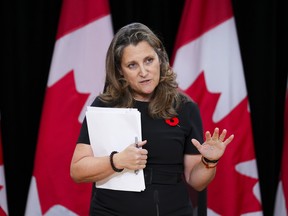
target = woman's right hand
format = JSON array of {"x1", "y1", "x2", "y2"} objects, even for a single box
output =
[{"x1": 113, "y1": 140, "x2": 148, "y2": 171}]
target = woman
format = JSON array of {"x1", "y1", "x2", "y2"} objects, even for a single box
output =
[{"x1": 70, "y1": 22, "x2": 234, "y2": 216}]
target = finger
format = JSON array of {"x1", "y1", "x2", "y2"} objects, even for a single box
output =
[
  {"x1": 191, "y1": 138, "x2": 202, "y2": 150},
  {"x1": 140, "y1": 154, "x2": 148, "y2": 160},
  {"x1": 136, "y1": 158, "x2": 147, "y2": 165},
  {"x1": 137, "y1": 140, "x2": 147, "y2": 148},
  {"x1": 212, "y1": 127, "x2": 219, "y2": 140},
  {"x1": 138, "y1": 164, "x2": 146, "y2": 170},
  {"x1": 140, "y1": 148, "x2": 148, "y2": 155},
  {"x1": 219, "y1": 129, "x2": 227, "y2": 142},
  {"x1": 205, "y1": 131, "x2": 212, "y2": 141},
  {"x1": 223, "y1": 134, "x2": 234, "y2": 146}
]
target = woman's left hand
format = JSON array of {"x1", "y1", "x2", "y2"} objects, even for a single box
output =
[{"x1": 191, "y1": 128, "x2": 234, "y2": 161}]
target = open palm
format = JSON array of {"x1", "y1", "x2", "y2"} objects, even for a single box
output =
[{"x1": 192, "y1": 127, "x2": 234, "y2": 161}]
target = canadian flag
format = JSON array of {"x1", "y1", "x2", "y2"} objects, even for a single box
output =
[
  {"x1": 0, "y1": 120, "x2": 8, "y2": 216},
  {"x1": 25, "y1": 0, "x2": 113, "y2": 215},
  {"x1": 274, "y1": 78, "x2": 288, "y2": 216},
  {"x1": 172, "y1": 0, "x2": 263, "y2": 215}
]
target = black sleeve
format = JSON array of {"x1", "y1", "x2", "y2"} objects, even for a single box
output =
[
  {"x1": 184, "y1": 101, "x2": 204, "y2": 154},
  {"x1": 77, "y1": 117, "x2": 90, "y2": 144}
]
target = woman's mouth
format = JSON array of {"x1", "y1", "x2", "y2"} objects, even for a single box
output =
[{"x1": 140, "y1": 79, "x2": 151, "y2": 84}]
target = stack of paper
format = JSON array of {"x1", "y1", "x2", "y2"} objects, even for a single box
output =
[{"x1": 86, "y1": 106, "x2": 145, "y2": 192}]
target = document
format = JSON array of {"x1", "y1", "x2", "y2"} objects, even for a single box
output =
[{"x1": 85, "y1": 106, "x2": 145, "y2": 192}]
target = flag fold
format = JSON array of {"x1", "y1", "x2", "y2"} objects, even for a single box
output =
[
  {"x1": 25, "y1": 0, "x2": 113, "y2": 215},
  {"x1": 172, "y1": 0, "x2": 263, "y2": 215},
  {"x1": 274, "y1": 77, "x2": 288, "y2": 216}
]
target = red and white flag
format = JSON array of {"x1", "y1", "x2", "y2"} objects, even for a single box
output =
[
  {"x1": 274, "y1": 78, "x2": 288, "y2": 216},
  {"x1": 172, "y1": 0, "x2": 263, "y2": 215},
  {"x1": 25, "y1": 0, "x2": 113, "y2": 215},
  {"x1": 0, "y1": 120, "x2": 8, "y2": 216}
]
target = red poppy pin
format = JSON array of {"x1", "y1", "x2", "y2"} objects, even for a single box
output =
[{"x1": 165, "y1": 117, "x2": 179, "y2": 127}]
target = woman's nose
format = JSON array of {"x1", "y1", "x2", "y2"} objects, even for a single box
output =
[{"x1": 139, "y1": 65, "x2": 148, "y2": 77}]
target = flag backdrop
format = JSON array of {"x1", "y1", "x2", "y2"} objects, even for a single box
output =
[
  {"x1": 25, "y1": 0, "x2": 113, "y2": 215},
  {"x1": 172, "y1": 0, "x2": 263, "y2": 215},
  {"x1": 0, "y1": 120, "x2": 8, "y2": 216},
  {"x1": 274, "y1": 78, "x2": 288, "y2": 216}
]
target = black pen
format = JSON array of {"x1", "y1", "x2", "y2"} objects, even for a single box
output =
[{"x1": 135, "y1": 136, "x2": 139, "y2": 174}]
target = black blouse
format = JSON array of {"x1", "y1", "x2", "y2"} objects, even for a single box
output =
[
  {"x1": 77, "y1": 96, "x2": 204, "y2": 216},
  {"x1": 77, "y1": 96, "x2": 203, "y2": 170}
]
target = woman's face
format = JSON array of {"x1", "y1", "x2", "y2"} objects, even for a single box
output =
[{"x1": 120, "y1": 41, "x2": 160, "y2": 101}]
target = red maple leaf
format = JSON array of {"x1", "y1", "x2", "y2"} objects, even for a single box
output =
[
  {"x1": 185, "y1": 71, "x2": 262, "y2": 215},
  {"x1": 0, "y1": 207, "x2": 7, "y2": 216},
  {"x1": 34, "y1": 71, "x2": 92, "y2": 215}
]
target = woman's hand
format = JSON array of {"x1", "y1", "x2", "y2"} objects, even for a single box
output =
[
  {"x1": 191, "y1": 128, "x2": 234, "y2": 161},
  {"x1": 114, "y1": 140, "x2": 148, "y2": 171}
]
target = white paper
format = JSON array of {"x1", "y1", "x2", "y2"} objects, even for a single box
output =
[{"x1": 85, "y1": 106, "x2": 145, "y2": 192}]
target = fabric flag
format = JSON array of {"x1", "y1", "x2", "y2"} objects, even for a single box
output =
[
  {"x1": 274, "y1": 78, "x2": 288, "y2": 216},
  {"x1": 172, "y1": 0, "x2": 263, "y2": 215},
  {"x1": 25, "y1": 0, "x2": 113, "y2": 215},
  {"x1": 0, "y1": 118, "x2": 8, "y2": 216}
]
